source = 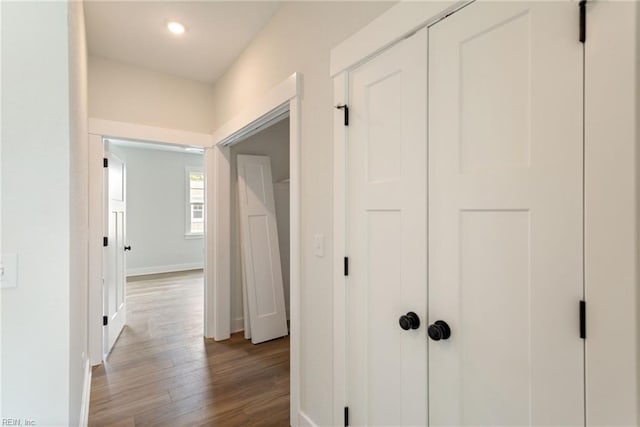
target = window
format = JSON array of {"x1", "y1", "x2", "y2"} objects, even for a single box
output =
[{"x1": 186, "y1": 168, "x2": 204, "y2": 236}]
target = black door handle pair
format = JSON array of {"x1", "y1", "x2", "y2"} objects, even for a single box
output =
[{"x1": 398, "y1": 311, "x2": 451, "y2": 341}]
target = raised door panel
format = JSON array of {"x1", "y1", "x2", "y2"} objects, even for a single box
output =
[
  {"x1": 428, "y1": 2, "x2": 584, "y2": 426},
  {"x1": 346, "y1": 27, "x2": 428, "y2": 426}
]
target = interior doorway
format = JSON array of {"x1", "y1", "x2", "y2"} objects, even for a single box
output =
[
  {"x1": 101, "y1": 138, "x2": 206, "y2": 356},
  {"x1": 88, "y1": 119, "x2": 212, "y2": 365},
  {"x1": 208, "y1": 72, "x2": 301, "y2": 425},
  {"x1": 228, "y1": 118, "x2": 291, "y2": 341}
]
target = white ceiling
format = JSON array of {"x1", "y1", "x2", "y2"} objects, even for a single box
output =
[{"x1": 84, "y1": 1, "x2": 281, "y2": 84}]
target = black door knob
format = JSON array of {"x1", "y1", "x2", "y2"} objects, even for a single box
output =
[
  {"x1": 428, "y1": 320, "x2": 451, "y2": 341},
  {"x1": 399, "y1": 312, "x2": 420, "y2": 330},
  {"x1": 124, "y1": 245, "x2": 132, "y2": 251}
]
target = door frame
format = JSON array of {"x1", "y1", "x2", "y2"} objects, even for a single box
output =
[
  {"x1": 88, "y1": 119, "x2": 212, "y2": 365},
  {"x1": 331, "y1": 1, "x2": 639, "y2": 425},
  {"x1": 209, "y1": 72, "x2": 301, "y2": 426}
]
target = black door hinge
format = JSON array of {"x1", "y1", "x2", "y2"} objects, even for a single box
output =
[
  {"x1": 103, "y1": 157, "x2": 109, "y2": 168},
  {"x1": 103, "y1": 237, "x2": 108, "y2": 247},
  {"x1": 580, "y1": 300, "x2": 586, "y2": 339},
  {"x1": 103, "y1": 315, "x2": 108, "y2": 326},
  {"x1": 579, "y1": 0, "x2": 586, "y2": 43},
  {"x1": 344, "y1": 406, "x2": 349, "y2": 427},
  {"x1": 336, "y1": 104, "x2": 349, "y2": 126},
  {"x1": 344, "y1": 257, "x2": 349, "y2": 276}
]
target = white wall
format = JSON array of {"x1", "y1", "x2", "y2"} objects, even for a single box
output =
[
  {"x1": 68, "y1": 0, "x2": 89, "y2": 424},
  {"x1": 0, "y1": 0, "x2": 3, "y2": 411},
  {"x1": 109, "y1": 145, "x2": 204, "y2": 276},
  {"x1": 209, "y1": 2, "x2": 395, "y2": 424},
  {"x1": 229, "y1": 118, "x2": 290, "y2": 332},
  {"x1": 1, "y1": 1, "x2": 88, "y2": 424},
  {"x1": 88, "y1": 55, "x2": 215, "y2": 134}
]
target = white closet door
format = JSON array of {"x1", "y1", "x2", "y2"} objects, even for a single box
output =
[
  {"x1": 346, "y1": 27, "x2": 428, "y2": 426},
  {"x1": 237, "y1": 155, "x2": 288, "y2": 344},
  {"x1": 428, "y1": 2, "x2": 584, "y2": 426}
]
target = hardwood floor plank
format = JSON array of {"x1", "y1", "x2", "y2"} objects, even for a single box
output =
[{"x1": 89, "y1": 270, "x2": 290, "y2": 426}]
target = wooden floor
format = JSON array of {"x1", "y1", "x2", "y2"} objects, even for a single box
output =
[{"x1": 88, "y1": 270, "x2": 290, "y2": 427}]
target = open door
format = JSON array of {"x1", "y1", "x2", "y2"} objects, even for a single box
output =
[
  {"x1": 103, "y1": 144, "x2": 127, "y2": 357},
  {"x1": 237, "y1": 154, "x2": 288, "y2": 344}
]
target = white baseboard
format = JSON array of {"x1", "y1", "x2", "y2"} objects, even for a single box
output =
[
  {"x1": 298, "y1": 411, "x2": 317, "y2": 427},
  {"x1": 79, "y1": 360, "x2": 91, "y2": 427},
  {"x1": 127, "y1": 262, "x2": 204, "y2": 277},
  {"x1": 231, "y1": 315, "x2": 290, "y2": 335}
]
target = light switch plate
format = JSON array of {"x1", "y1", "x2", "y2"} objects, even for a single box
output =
[
  {"x1": 0, "y1": 253, "x2": 18, "y2": 289},
  {"x1": 313, "y1": 234, "x2": 324, "y2": 257}
]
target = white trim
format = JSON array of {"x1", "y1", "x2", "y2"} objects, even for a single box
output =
[
  {"x1": 210, "y1": 72, "x2": 301, "y2": 427},
  {"x1": 88, "y1": 119, "x2": 212, "y2": 364},
  {"x1": 206, "y1": 145, "x2": 231, "y2": 340},
  {"x1": 217, "y1": 104, "x2": 289, "y2": 147},
  {"x1": 330, "y1": 1, "x2": 468, "y2": 77},
  {"x1": 332, "y1": 71, "x2": 348, "y2": 427},
  {"x1": 289, "y1": 91, "x2": 302, "y2": 427},
  {"x1": 211, "y1": 73, "x2": 298, "y2": 146},
  {"x1": 79, "y1": 359, "x2": 91, "y2": 427},
  {"x1": 89, "y1": 118, "x2": 211, "y2": 148},
  {"x1": 204, "y1": 148, "x2": 219, "y2": 340},
  {"x1": 184, "y1": 233, "x2": 204, "y2": 240},
  {"x1": 298, "y1": 411, "x2": 318, "y2": 427},
  {"x1": 88, "y1": 134, "x2": 104, "y2": 366},
  {"x1": 126, "y1": 263, "x2": 204, "y2": 277}
]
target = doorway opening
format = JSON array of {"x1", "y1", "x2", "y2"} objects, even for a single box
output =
[
  {"x1": 89, "y1": 129, "x2": 293, "y2": 424},
  {"x1": 208, "y1": 72, "x2": 300, "y2": 425},
  {"x1": 102, "y1": 137, "x2": 206, "y2": 357},
  {"x1": 229, "y1": 117, "x2": 291, "y2": 341},
  {"x1": 88, "y1": 119, "x2": 212, "y2": 366}
]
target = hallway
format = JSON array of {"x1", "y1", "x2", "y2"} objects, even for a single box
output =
[{"x1": 88, "y1": 270, "x2": 290, "y2": 426}]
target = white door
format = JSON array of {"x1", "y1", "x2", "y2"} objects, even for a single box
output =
[
  {"x1": 428, "y1": 2, "x2": 584, "y2": 426},
  {"x1": 236, "y1": 154, "x2": 288, "y2": 344},
  {"x1": 346, "y1": 27, "x2": 428, "y2": 426},
  {"x1": 104, "y1": 150, "x2": 127, "y2": 356}
]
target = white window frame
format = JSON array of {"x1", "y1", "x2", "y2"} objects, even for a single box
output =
[{"x1": 185, "y1": 166, "x2": 205, "y2": 238}]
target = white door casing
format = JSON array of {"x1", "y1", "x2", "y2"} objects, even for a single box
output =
[
  {"x1": 237, "y1": 154, "x2": 288, "y2": 344},
  {"x1": 428, "y1": 2, "x2": 584, "y2": 426},
  {"x1": 346, "y1": 27, "x2": 428, "y2": 426},
  {"x1": 88, "y1": 120, "x2": 211, "y2": 366},
  {"x1": 242, "y1": 237, "x2": 252, "y2": 340},
  {"x1": 104, "y1": 149, "x2": 127, "y2": 356}
]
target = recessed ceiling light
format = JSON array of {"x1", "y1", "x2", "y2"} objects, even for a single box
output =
[{"x1": 167, "y1": 21, "x2": 186, "y2": 35}]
